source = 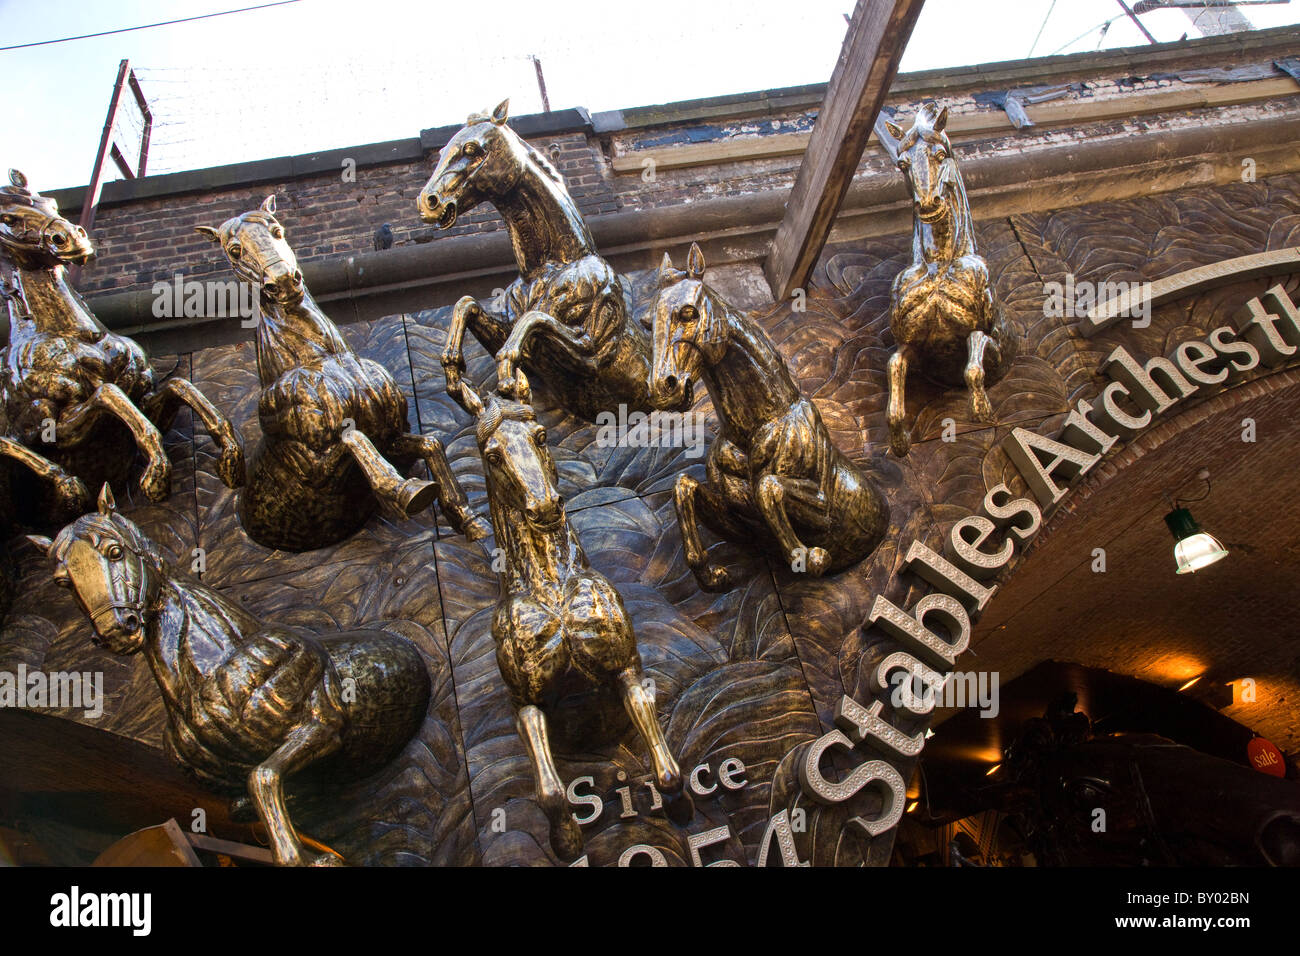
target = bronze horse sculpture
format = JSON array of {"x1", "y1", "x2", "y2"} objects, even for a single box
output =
[
  {"x1": 879, "y1": 104, "x2": 1015, "y2": 457},
  {"x1": 30, "y1": 485, "x2": 432, "y2": 867},
  {"x1": 441, "y1": 349, "x2": 691, "y2": 860},
  {"x1": 197, "y1": 196, "x2": 487, "y2": 551},
  {"x1": 419, "y1": 99, "x2": 654, "y2": 421},
  {"x1": 0, "y1": 169, "x2": 245, "y2": 521},
  {"x1": 648, "y1": 244, "x2": 889, "y2": 592}
]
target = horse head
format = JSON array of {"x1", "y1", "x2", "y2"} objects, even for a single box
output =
[
  {"x1": 0, "y1": 169, "x2": 94, "y2": 268},
  {"x1": 645, "y1": 242, "x2": 725, "y2": 411},
  {"x1": 883, "y1": 103, "x2": 958, "y2": 226},
  {"x1": 451, "y1": 369, "x2": 563, "y2": 534},
  {"x1": 418, "y1": 99, "x2": 562, "y2": 230},
  {"x1": 196, "y1": 195, "x2": 304, "y2": 305},
  {"x1": 29, "y1": 484, "x2": 162, "y2": 655}
]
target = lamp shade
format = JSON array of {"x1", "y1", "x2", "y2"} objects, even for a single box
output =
[{"x1": 1164, "y1": 507, "x2": 1228, "y2": 574}]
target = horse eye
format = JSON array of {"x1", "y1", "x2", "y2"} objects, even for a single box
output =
[
  {"x1": 228, "y1": 242, "x2": 242, "y2": 259},
  {"x1": 0, "y1": 214, "x2": 15, "y2": 225},
  {"x1": 679, "y1": 305, "x2": 698, "y2": 322},
  {"x1": 55, "y1": 576, "x2": 71, "y2": 589},
  {"x1": 463, "y1": 142, "x2": 480, "y2": 157},
  {"x1": 271, "y1": 225, "x2": 284, "y2": 239},
  {"x1": 485, "y1": 448, "x2": 502, "y2": 465},
  {"x1": 534, "y1": 428, "x2": 547, "y2": 446},
  {"x1": 105, "y1": 544, "x2": 123, "y2": 560}
]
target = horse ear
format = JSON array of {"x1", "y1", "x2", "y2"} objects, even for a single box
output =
[
  {"x1": 26, "y1": 534, "x2": 52, "y2": 555},
  {"x1": 686, "y1": 242, "x2": 705, "y2": 280},
  {"x1": 457, "y1": 379, "x2": 484, "y2": 417},
  {"x1": 9, "y1": 169, "x2": 28, "y2": 189},
  {"x1": 513, "y1": 368, "x2": 532, "y2": 405},
  {"x1": 97, "y1": 483, "x2": 116, "y2": 515},
  {"x1": 261, "y1": 195, "x2": 277, "y2": 214},
  {"x1": 658, "y1": 252, "x2": 675, "y2": 286},
  {"x1": 932, "y1": 106, "x2": 949, "y2": 133},
  {"x1": 492, "y1": 99, "x2": 509, "y2": 125},
  {"x1": 195, "y1": 226, "x2": 221, "y2": 244},
  {"x1": 884, "y1": 119, "x2": 905, "y2": 141}
]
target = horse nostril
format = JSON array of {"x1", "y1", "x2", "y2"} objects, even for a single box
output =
[
  {"x1": 664, "y1": 375, "x2": 678, "y2": 391},
  {"x1": 121, "y1": 612, "x2": 140, "y2": 632}
]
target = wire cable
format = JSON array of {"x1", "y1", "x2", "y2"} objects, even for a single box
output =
[{"x1": 0, "y1": 1, "x2": 303, "y2": 52}]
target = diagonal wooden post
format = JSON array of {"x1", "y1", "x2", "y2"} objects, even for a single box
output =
[{"x1": 764, "y1": 0, "x2": 926, "y2": 301}]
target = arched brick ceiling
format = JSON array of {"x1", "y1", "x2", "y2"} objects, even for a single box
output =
[{"x1": 971, "y1": 372, "x2": 1300, "y2": 754}]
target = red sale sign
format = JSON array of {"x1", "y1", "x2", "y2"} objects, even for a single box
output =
[{"x1": 1247, "y1": 737, "x2": 1286, "y2": 778}]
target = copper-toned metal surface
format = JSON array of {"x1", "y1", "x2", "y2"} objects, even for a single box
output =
[
  {"x1": 29, "y1": 484, "x2": 431, "y2": 867},
  {"x1": 197, "y1": 196, "x2": 487, "y2": 551},
  {"x1": 647, "y1": 243, "x2": 889, "y2": 591},
  {"x1": 442, "y1": 322, "x2": 691, "y2": 858},
  {"x1": 878, "y1": 106, "x2": 1017, "y2": 457},
  {"x1": 0, "y1": 170, "x2": 244, "y2": 522},
  {"x1": 419, "y1": 101, "x2": 655, "y2": 421},
  {"x1": 6, "y1": 156, "x2": 1300, "y2": 866}
]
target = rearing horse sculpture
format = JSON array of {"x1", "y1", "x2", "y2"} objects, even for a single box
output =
[
  {"x1": 418, "y1": 99, "x2": 653, "y2": 421},
  {"x1": 197, "y1": 196, "x2": 487, "y2": 551},
  {"x1": 30, "y1": 485, "x2": 432, "y2": 867},
  {"x1": 442, "y1": 344, "x2": 691, "y2": 861},
  {"x1": 879, "y1": 104, "x2": 1015, "y2": 457},
  {"x1": 0, "y1": 169, "x2": 245, "y2": 521},
  {"x1": 648, "y1": 244, "x2": 889, "y2": 592}
]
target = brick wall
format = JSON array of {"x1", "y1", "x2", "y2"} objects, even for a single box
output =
[{"x1": 72, "y1": 130, "x2": 624, "y2": 296}]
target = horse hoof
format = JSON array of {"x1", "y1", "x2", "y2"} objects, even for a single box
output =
[
  {"x1": 217, "y1": 445, "x2": 246, "y2": 489},
  {"x1": 549, "y1": 816, "x2": 585, "y2": 862},
  {"x1": 140, "y1": 461, "x2": 171, "y2": 502},
  {"x1": 462, "y1": 513, "x2": 492, "y2": 542},
  {"x1": 806, "y1": 547, "x2": 831, "y2": 577},
  {"x1": 56, "y1": 475, "x2": 90, "y2": 514},
  {"x1": 889, "y1": 431, "x2": 911, "y2": 458},
  {"x1": 308, "y1": 850, "x2": 347, "y2": 867},
  {"x1": 664, "y1": 789, "x2": 695, "y2": 826},
  {"x1": 396, "y1": 478, "x2": 439, "y2": 518},
  {"x1": 970, "y1": 393, "x2": 994, "y2": 423},
  {"x1": 693, "y1": 563, "x2": 732, "y2": 593}
]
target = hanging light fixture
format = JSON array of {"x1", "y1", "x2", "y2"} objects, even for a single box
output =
[{"x1": 1163, "y1": 469, "x2": 1228, "y2": 575}]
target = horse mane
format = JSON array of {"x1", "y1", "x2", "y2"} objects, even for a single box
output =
[
  {"x1": 521, "y1": 139, "x2": 565, "y2": 188},
  {"x1": 49, "y1": 511, "x2": 156, "y2": 567},
  {"x1": 475, "y1": 392, "x2": 536, "y2": 445}
]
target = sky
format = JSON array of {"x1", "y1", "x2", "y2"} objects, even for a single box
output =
[{"x1": 2, "y1": 0, "x2": 1298, "y2": 191}]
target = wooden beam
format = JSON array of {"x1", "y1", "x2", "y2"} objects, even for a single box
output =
[{"x1": 764, "y1": 0, "x2": 926, "y2": 300}]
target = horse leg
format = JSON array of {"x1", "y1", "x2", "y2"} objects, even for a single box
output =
[
  {"x1": 966, "y1": 329, "x2": 996, "y2": 423},
  {"x1": 497, "y1": 309, "x2": 595, "y2": 399},
  {"x1": 441, "y1": 296, "x2": 513, "y2": 398},
  {"x1": 887, "y1": 344, "x2": 915, "y2": 458},
  {"x1": 0, "y1": 437, "x2": 88, "y2": 513},
  {"x1": 616, "y1": 667, "x2": 693, "y2": 825},
  {"x1": 755, "y1": 473, "x2": 831, "y2": 577},
  {"x1": 674, "y1": 473, "x2": 734, "y2": 592},
  {"x1": 58, "y1": 383, "x2": 171, "y2": 501},
  {"x1": 339, "y1": 428, "x2": 438, "y2": 519},
  {"x1": 247, "y1": 718, "x2": 344, "y2": 866},
  {"x1": 392, "y1": 432, "x2": 490, "y2": 540},
  {"x1": 141, "y1": 377, "x2": 246, "y2": 489},
  {"x1": 516, "y1": 704, "x2": 584, "y2": 862}
]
